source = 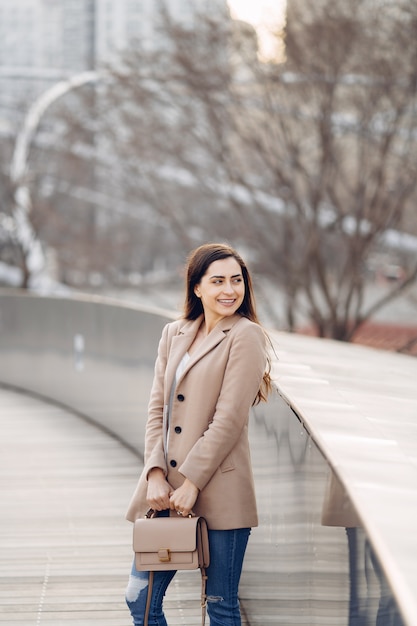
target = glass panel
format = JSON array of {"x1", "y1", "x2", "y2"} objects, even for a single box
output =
[{"x1": 241, "y1": 389, "x2": 405, "y2": 626}]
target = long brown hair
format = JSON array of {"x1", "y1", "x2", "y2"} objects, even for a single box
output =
[{"x1": 183, "y1": 243, "x2": 272, "y2": 403}]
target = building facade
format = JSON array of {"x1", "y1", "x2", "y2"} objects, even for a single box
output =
[{"x1": 0, "y1": 0, "x2": 228, "y2": 125}]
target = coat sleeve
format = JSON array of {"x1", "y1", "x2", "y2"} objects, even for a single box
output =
[
  {"x1": 178, "y1": 321, "x2": 266, "y2": 491},
  {"x1": 142, "y1": 322, "x2": 171, "y2": 476}
]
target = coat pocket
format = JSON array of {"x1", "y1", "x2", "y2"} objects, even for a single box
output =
[{"x1": 220, "y1": 453, "x2": 235, "y2": 473}]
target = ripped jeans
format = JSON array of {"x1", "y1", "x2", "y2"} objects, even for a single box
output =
[{"x1": 126, "y1": 527, "x2": 251, "y2": 626}]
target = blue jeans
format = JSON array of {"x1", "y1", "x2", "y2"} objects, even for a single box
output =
[{"x1": 126, "y1": 527, "x2": 251, "y2": 626}]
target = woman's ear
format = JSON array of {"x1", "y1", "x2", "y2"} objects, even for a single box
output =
[{"x1": 194, "y1": 286, "x2": 201, "y2": 298}]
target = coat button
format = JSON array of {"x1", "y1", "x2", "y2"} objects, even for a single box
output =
[
  {"x1": 174, "y1": 426, "x2": 182, "y2": 434},
  {"x1": 177, "y1": 394, "x2": 185, "y2": 402},
  {"x1": 170, "y1": 460, "x2": 177, "y2": 467}
]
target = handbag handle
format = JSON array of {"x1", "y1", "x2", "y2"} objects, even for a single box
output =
[{"x1": 145, "y1": 508, "x2": 194, "y2": 519}]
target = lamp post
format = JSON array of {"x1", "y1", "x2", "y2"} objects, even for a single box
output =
[{"x1": 9, "y1": 70, "x2": 98, "y2": 287}]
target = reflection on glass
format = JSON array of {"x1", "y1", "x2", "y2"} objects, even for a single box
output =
[
  {"x1": 322, "y1": 472, "x2": 404, "y2": 626},
  {"x1": 238, "y1": 389, "x2": 405, "y2": 626}
]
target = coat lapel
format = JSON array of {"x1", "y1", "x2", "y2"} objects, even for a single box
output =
[
  {"x1": 165, "y1": 314, "x2": 244, "y2": 398},
  {"x1": 164, "y1": 317, "x2": 202, "y2": 401},
  {"x1": 178, "y1": 314, "x2": 242, "y2": 382}
]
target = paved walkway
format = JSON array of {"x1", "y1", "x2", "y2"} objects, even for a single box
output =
[{"x1": 0, "y1": 386, "x2": 204, "y2": 625}]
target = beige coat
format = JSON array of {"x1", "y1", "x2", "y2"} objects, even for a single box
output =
[{"x1": 126, "y1": 314, "x2": 267, "y2": 529}]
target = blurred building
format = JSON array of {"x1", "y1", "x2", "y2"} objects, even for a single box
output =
[
  {"x1": 0, "y1": 0, "x2": 95, "y2": 125},
  {"x1": 0, "y1": 0, "x2": 228, "y2": 126}
]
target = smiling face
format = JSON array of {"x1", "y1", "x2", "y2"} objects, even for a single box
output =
[{"x1": 194, "y1": 256, "x2": 245, "y2": 328}]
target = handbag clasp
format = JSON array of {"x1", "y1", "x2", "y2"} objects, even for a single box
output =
[{"x1": 158, "y1": 548, "x2": 171, "y2": 563}]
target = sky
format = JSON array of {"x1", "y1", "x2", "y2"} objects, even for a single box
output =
[
  {"x1": 227, "y1": 0, "x2": 286, "y2": 26},
  {"x1": 227, "y1": 0, "x2": 287, "y2": 59}
]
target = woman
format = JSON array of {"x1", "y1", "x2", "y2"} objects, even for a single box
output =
[{"x1": 125, "y1": 242, "x2": 272, "y2": 626}]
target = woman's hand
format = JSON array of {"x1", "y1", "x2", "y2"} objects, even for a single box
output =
[
  {"x1": 146, "y1": 468, "x2": 171, "y2": 511},
  {"x1": 169, "y1": 479, "x2": 199, "y2": 517}
]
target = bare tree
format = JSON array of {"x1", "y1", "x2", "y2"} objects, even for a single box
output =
[
  {"x1": 15, "y1": 0, "x2": 417, "y2": 340},
  {"x1": 251, "y1": 0, "x2": 417, "y2": 339},
  {"x1": 93, "y1": 0, "x2": 417, "y2": 339},
  {"x1": 0, "y1": 140, "x2": 34, "y2": 287}
]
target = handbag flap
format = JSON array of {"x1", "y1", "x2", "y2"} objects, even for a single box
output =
[{"x1": 133, "y1": 516, "x2": 199, "y2": 553}]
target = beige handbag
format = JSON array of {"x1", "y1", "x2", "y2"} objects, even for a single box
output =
[{"x1": 133, "y1": 509, "x2": 210, "y2": 626}]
